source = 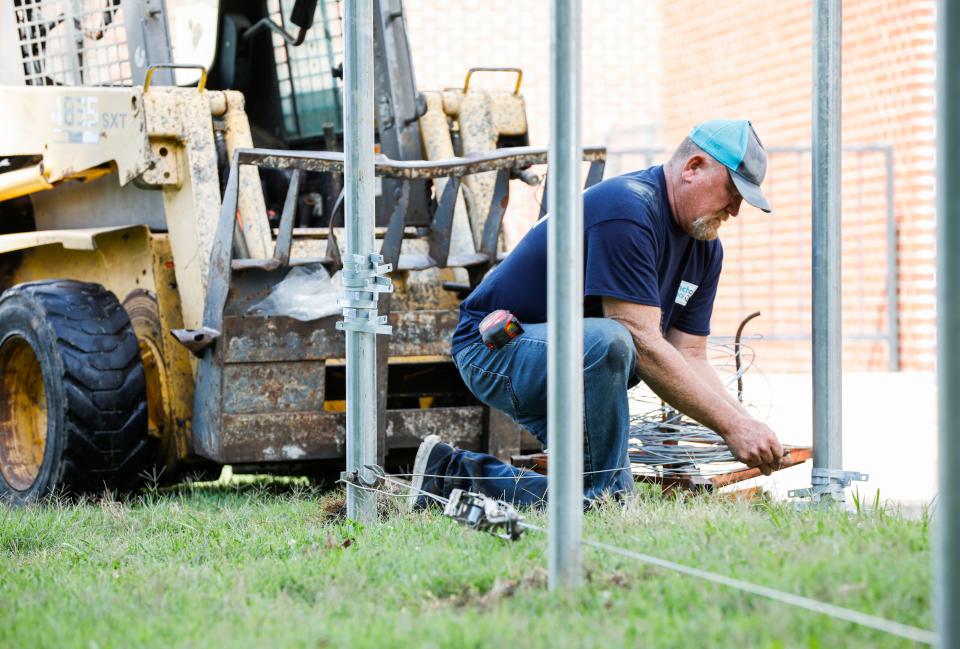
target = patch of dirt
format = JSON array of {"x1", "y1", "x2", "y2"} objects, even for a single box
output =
[
  {"x1": 427, "y1": 567, "x2": 549, "y2": 610},
  {"x1": 426, "y1": 565, "x2": 642, "y2": 611},
  {"x1": 319, "y1": 496, "x2": 346, "y2": 522},
  {"x1": 316, "y1": 493, "x2": 399, "y2": 522},
  {"x1": 586, "y1": 568, "x2": 637, "y2": 589}
]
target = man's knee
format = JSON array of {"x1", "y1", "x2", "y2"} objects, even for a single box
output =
[{"x1": 584, "y1": 319, "x2": 636, "y2": 378}]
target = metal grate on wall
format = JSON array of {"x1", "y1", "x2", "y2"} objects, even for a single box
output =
[
  {"x1": 605, "y1": 143, "x2": 899, "y2": 372},
  {"x1": 14, "y1": 0, "x2": 132, "y2": 86},
  {"x1": 268, "y1": 0, "x2": 344, "y2": 140}
]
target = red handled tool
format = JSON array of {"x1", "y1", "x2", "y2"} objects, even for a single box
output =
[{"x1": 478, "y1": 310, "x2": 524, "y2": 350}]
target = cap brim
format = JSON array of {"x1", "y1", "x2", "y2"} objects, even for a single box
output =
[{"x1": 731, "y1": 171, "x2": 771, "y2": 213}]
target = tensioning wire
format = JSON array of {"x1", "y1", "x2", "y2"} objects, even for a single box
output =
[
  {"x1": 518, "y1": 521, "x2": 935, "y2": 645},
  {"x1": 385, "y1": 464, "x2": 628, "y2": 481}
]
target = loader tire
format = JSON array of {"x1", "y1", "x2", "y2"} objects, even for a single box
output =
[{"x1": 0, "y1": 280, "x2": 151, "y2": 504}]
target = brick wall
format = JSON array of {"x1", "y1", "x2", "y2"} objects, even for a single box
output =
[
  {"x1": 403, "y1": 1, "x2": 936, "y2": 372},
  {"x1": 661, "y1": 0, "x2": 936, "y2": 371}
]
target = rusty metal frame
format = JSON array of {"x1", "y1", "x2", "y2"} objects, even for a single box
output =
[
  {"x1": 539, "y1": 158, "x2": 606, "y2": 218},
  {"x1": 479, "y1": 167, "x2": 511, "y2": 259},
  {"x1": 180, "y1": 144, "x2": 606, "y2": 462},
  {"x1": 233, "y1": 145, "x2": 605, "y2": 179},
  {"x1": 231, "y1": 145, "x2": 605, "y2": 274},
  {"x1": 426, "y1": 177, "x2": 461, "y2": 267}
]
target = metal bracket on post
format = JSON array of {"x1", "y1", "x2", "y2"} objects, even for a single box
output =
[
  {"x1": 339, "y1": 468, "x2": 385, "y2": 491},
  {"x1": 336, "y1": 252, "x2": 394, "y2": 335},
  {"x1": 789, "y1": 468, "x2": 868, "y2": 504}
]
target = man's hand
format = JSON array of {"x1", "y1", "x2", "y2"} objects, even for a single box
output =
[
  {"x1": 602, "y1": 298, "x2": 786, "y2": 476},
  {"x1": 722, "y1": 415, "x2": 784, "y2": 475}
]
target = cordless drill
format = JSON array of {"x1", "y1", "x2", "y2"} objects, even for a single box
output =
[{"x1": 478, "y1": 310, "x2": 524, "y2": 350}]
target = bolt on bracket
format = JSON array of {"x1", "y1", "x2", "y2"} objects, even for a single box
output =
[
  {"x1": 789, "y1": 467, "x2": 869, "y2": 503},
  {"x1": 339, "y1": 469, "x2": 383, "y2": 490},
  {"x1": 336, "y1": 252, "x2": 394, "y2": 336},
  {"x1": 169, "y1": 326, "x2": 221, "y2": 357}
]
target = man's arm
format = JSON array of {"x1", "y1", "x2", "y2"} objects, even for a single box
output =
[
  {"x1": 602, "y1": 297, "x2": 783, "y2": 474},
  {"x1": 665, "y1": 326, "x2": 747, "y2": 414}
]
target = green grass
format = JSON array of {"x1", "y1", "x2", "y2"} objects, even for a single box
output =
[{"x1": 0, "y1": 480, "x2": 932, "y2": 649}]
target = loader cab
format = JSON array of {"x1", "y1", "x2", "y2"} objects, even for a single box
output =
[
  {"x1": 203, "y1": 0, "x2": 346, "y2": 150},
  {"x1": 135, "y1": 0, "x2": 343, "y2": 150},
  {"x1": 199, "y1": 0, "x2": 430, "y2": 228}
]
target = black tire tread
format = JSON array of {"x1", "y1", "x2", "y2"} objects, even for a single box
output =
[{"x1": 6, "y1": 281, "x2": 151, "y2": 494}]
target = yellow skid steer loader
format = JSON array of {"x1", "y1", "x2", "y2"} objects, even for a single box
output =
[{"x1": 0, "y1": 0, "x2": 605, "y2": 504}]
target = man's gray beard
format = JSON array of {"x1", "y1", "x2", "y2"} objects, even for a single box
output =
[{"x1": 690, "y1": 215, "x2": 720, "y2": 241}]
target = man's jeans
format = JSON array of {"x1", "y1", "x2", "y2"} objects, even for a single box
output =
[{"x1": 448, "y1": 318, "x2": 636, "y2": 507}]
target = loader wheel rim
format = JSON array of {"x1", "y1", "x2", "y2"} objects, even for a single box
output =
[
  {"x1": 138, "y1": 339, "x2": 165, "y2": 439},
  {"x1": 0, "y1": 336, "x2": 47, "y2": 491}
]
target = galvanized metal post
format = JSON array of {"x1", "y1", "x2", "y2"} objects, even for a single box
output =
[
  {"x1": 344, "y1": 0, "x2": 377, "y2": 523},
  {"x1": 884, "y1": 146, "x2": 900, "y2": 372},
  {"x1": 547, "y1": 0, "x2": 583, "y2": 590},
  {"x1": 811, "y1": 0, "x2": 843, "y2": 499},
  {"x1": 936, "y1": 1, "x2": 959, "y2": 645}
]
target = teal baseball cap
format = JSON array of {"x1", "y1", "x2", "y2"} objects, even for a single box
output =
[{"x1": 689, "y1": 119, "x2": 771, "y2": 213}]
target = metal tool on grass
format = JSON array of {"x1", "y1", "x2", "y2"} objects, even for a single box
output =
[
  {"x1": 444, "y1": 489, "x2": 525, "y2": 541},
  {"x1": 340, "y1": 464, "x2": 526, "y2": 540}
]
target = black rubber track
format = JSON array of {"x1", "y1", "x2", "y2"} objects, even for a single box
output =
[{"x1": 0, "y1": 280, "x2": 151, "y2": 502}]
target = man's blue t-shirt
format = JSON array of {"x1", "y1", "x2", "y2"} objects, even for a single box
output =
[{"x1": 450, "y1": 165, "x2": 724, "y2": 355}]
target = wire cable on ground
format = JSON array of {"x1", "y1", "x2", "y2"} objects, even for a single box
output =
[
  {"x1": 343, "y1": 471, "x2": 937, "y2": 646},
  {"x1": 385, "y1": 464, "x2": 627, "y2": 481},
  {"x1": 518, "y1": 520, "x2": 936, "y2": 645}
]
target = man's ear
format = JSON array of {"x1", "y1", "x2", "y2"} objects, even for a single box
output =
[{"x1": 681, "y1": 154, "x2": 706, "y2": 181}]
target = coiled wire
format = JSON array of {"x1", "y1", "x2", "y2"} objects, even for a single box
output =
[{"x1": 628, "y1": 338, "x2": 767, "y2": 477}]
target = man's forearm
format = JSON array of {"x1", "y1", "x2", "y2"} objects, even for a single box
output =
[
  {"x1": 602, "y1": 298, "x2": 784, "y2": 472},
  {"x1": 685, "y1": 356, "x2": 749, "y2": 414},
  {"x1": 616, "y1": 324, "x2": 743, "y2": 437}
]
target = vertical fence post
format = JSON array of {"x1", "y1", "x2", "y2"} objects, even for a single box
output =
[
  {"x1": 548, "y1": 0, "x2": 583, "y2": 589},
  {"x1": 936, "y1": 0, "x2": 959, "y2": 645},
  {"x1": 811, "y1": 0, "x2": 843, "y2": 500},
  {"x1": 884, "y1": 146, "x2": 900, "y2": 372},
  {"x1": 344, "y1": 0, "x2": 377, "y2": 523}
]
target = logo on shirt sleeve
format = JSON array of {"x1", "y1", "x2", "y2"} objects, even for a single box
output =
[{"x1": 675, "y1": 281, "x2": 698, "y2": 306}]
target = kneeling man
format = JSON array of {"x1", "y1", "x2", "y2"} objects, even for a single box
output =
[{"x1": 410, "y1": 119, "x2": 784, "y2": 509}]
